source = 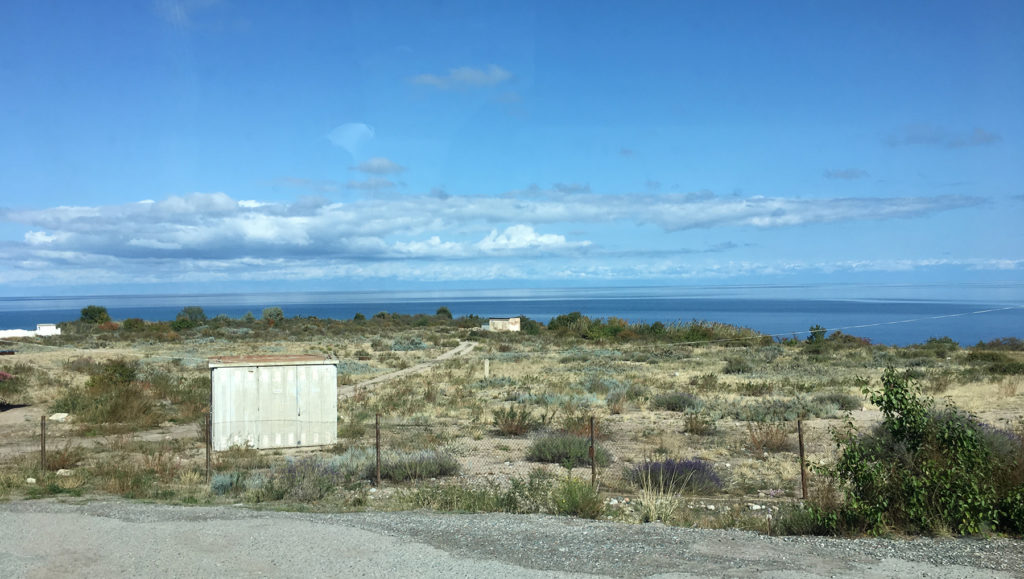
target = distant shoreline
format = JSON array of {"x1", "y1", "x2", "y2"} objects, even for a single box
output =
[{"x1": 1, "y1": 288, "x2": 1022, "y2": 347}]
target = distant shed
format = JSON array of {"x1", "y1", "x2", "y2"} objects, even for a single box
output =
[
  {"x1": 209, "y1": 355, "x2": 338, "y2": 452},
  {"x1": 487, "y1": 317, "x2": 521, "y2": 332}
]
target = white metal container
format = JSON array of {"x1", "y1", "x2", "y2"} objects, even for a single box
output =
[{"x1": 209, "y1": 355, "x2": 338, "y2": 451}]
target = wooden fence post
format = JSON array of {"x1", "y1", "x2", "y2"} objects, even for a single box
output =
[
  {"x1": 205, "y1": 414, "x2": 212, "y2": 484},
  {"x1": 375, "y1": 413, "x2": 382, "y2": 488},
  {"x1": 589, "y1": 416, "x2": 596, "y2": 488}
]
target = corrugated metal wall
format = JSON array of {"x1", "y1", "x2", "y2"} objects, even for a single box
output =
[{"x1": 211, "y1": 363, "x2": 337, "y2": 451}]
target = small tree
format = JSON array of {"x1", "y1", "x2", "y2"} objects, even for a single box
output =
[
  {"x1": 806, "y1": 324, "x2": 827, "y2": 345},
  {"x1": 435, "y1": 306, "x2": 453, "y2": 320},
  {"x1": 262, "y1": 306, "x2": 284, "y2": 326},
  {"x1": 80, "y1": 305, "x2": 111, "y2": 324},
  {"x1": 172, "y1": 306, "x2": 207, "y2": 330},
  {"x1": 353, "y1": 312, "x2": 366, "y2": 321}
]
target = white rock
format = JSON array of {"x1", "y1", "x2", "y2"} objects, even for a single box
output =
[
  {"x1": 48, "y1": 413, "x2": 69, "y2": 423},
  {"x1": 56, "y1": 469, "x2": 73, "y2": 477},
  {"x1": 25, "y1": 478, "x2": 36, "y2": 485}
]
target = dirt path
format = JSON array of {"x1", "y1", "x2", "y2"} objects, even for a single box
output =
[{"x1": 337, "y1": 340, "x2": 476, "y2": 399}]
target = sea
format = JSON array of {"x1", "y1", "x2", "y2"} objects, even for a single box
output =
[{"x1": 1, "y1": 284, "x2": 1022, "y2": 347}]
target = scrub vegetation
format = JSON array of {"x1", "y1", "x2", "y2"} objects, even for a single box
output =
[{"x1": 0, "y1": 306, "x2": 1022, "y2": 537}]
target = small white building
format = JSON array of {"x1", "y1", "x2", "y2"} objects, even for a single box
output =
[
  {"x1": 0, "y1": 323, "x2": 62, "y2": 339},
  {"x1": 35, "y1": 324, "x2": 60, "y2": 336},
  {"x1": 209, "y1": 355, "x2": 338, "y2": 451},
  {"x1": 487, "y1": 317, "x2": 521, "y2": 332}
]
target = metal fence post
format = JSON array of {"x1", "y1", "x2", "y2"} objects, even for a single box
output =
[
  {"x1": 205, "y1": 414, "x2": 212, "y2": 484},
  {"x1": 589, "y1": 415, "x2": 596, "y2": 487},
  {"x1": 40, "y1": 415, "x2": 47, "y2": 472},
  {"x1": 798, "y1": 419, "x2": 808, "y2": 500},
  {"x1": 375, "y1": 413, "x2": 382, "y2": 488}
]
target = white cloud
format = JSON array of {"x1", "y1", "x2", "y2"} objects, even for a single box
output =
[
  {"x1": 351, "y1": 157, "x2": 406, "y2": 175},
  {"x1": 886, "y1": 124, "x2": 1002, "y2": 148},
  {"x1": 153, "y1": 0, "x2": 219, "y2": 26},
  {"x1": 327, "y1": 123, "x2": 375, "y2": 157},
  {"x1": 24, "y1": 231, "x2": 58, "y2": 245},
  {"x1": 823, "y1": 168, "x2": 869, "y2": 180},
  {"x1": 392, "y1": 236, "x2": 465, "y2": 257},
  {"x1": 345, "y1": 178, "x2": 397, "y2": 191},
  {"x1": 411, "y1": 65, "x2": 512, "y2": 89},
  {"x1": 476, "y1": 225, "x2": 591, "y2": 253}
]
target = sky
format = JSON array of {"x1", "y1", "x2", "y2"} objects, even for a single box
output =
[{"x1": 1, "y1": 0, "x2": 1022, "y2": 298}]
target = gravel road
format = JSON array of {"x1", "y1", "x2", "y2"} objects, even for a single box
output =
[{"x1": 1, "y1": 499, "x2": 1021, "y2": 578}]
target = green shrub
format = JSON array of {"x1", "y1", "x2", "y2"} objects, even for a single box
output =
[
  {"x1": 404, "y1": 469, "x2": 555, "y2": 514},
  {"x1": 627, "y1": 458, "x2": 723, "y2": 495},
  {"x1": 549, "y1": 475, "x2": 604, "y2": 519},
  {"x1": 736, "y1": 380, "x2": 774, "y2": 396},
  {"x1": 811, "y1": 391, "x2": 862, "y2": 411},
  {"x1": 651, "y1": 392, "x2": 702, "y2": 412},
  {"x1": 374, "y1": 449, "x2": 460, "y2": 481},
  {"x1": 683, "y1": 411, "x2": 718, "y2": 436},
  {"x1": 80, "y1": 305, "x2": 111, "y2": 324},
  {"x1": 0, "y1": 370, "x2": 25, "y2": 406},
  {"x1": 121, "y1": 318, "x2": 146, "y2": 331},
  {"x1": 493, "y1": 405, "x2": 540, "y2": 436},
  {"x1": 51, "y1": 359, "x2": 162, "y2": 430},
  {"x1": 688, "y1": 373, "x2": 719, "y2": 392},
  {"x1": 723, "y1": 356, "x2": 754, "y2": 374},
  {"x1": 262, "y1": 307, "x2": 285, "y2": 325},
  {"x1": 747, "y1": 422, "x2": 791, "y2": 455},
  {"x1": 526, "y1": 434, "x2": 611, "y2": 468},
  {"x1": 816, "y1": 367, "x2": 1015, "y2": 535}
]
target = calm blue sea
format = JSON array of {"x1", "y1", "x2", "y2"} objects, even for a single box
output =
[{"x1": 1, "y1": 285, "x2": 1022, "y2": 346}]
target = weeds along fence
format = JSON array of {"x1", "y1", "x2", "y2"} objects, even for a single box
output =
[{"x1": 266, "y1": 410, "x2": 819, "y2": 502}]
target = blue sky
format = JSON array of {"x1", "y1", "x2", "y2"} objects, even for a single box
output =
[{"x1": 1, "y1": 0, "x2": 1022, "y2": 297}]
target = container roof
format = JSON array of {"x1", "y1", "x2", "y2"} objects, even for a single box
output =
[{"x1": 208, "y1": 355, "x2": 338, "y2": 368}]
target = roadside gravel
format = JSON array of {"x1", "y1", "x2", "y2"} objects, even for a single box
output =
[{"x1": 1, "y1": 498, "x2": 1021, "y2": 578}]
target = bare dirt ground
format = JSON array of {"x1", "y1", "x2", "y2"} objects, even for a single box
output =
[
  {"x1": 338, "y1": 340, "x2": 476, "y2": 398},
  {"x1": 1, "y1": 498, "x2": 1021, "y2": 578}
]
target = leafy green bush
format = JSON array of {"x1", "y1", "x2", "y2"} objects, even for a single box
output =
[
  {"x1": 815, "y1": 367, "x2": 1019, "y2": 535},
  {"x1": 526, "y1": 434, "x2": 611, "y2": 468},
  {"x1": 172, "y1": 306, "x2": 207, "y2": 330},
  {"x1": 80, "y1": 305, "x2": 111, "y2": 324},
  {"x1": 121, "y1": 318, "x2": 146, "y2": 331},
  {"x1": 262, "y1": 306, "x2": 285, "y2": 325}
]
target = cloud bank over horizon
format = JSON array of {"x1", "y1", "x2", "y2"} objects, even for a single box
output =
[{"x1": 0, "y1": 185, "x2": 1012, "y2": 290}]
